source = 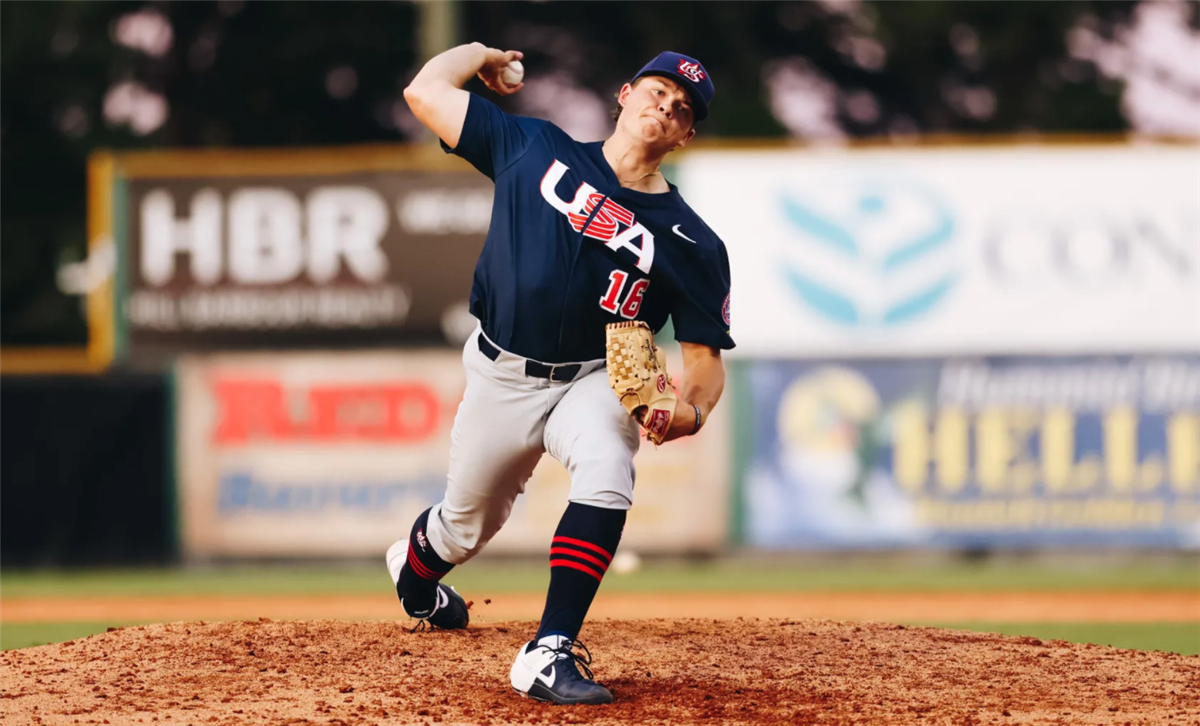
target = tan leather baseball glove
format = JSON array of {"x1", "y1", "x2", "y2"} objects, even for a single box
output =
[{"x1": 605, "y1": 321, "x2": 676, "y2": 445}]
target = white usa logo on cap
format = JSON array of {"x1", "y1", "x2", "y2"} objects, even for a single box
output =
[{"x1": 677, "y1": 59, "x2": 706, "y2": 82}]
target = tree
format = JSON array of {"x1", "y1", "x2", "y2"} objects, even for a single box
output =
[{"x1": 2, "y1": 0, "x2": 1169, "y2": 346}]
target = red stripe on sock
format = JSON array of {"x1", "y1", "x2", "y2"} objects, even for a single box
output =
[
  {"x1": 408, "y1": 558, "x2": 434, "y2": 580},
  {"x1": 550, "y1": 558, "x2": 604, "y2": 582},
  {"x1": 549, "y1": 547, "x2": 610, "y2": 573},
  {"x1": 551, "y1": 536, "x2": 612, "y2": 563},
  {"x1": 407, "y1": 543, "x2": 440, "y2": 580}
]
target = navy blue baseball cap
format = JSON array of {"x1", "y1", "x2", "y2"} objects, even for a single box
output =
[{"x1": 632, "y1": 51, "x2": 714, "y2": 121}]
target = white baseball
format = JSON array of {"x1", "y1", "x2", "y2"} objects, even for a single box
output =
[
  {"x1": 610, "y1": 550, "x2": 642, "y2": 575},
  {"x1": 501, "y1": 60, "x2": 524, "y2": 86}
]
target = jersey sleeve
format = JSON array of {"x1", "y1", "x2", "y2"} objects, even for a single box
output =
[
  {"x1": 670, "y1": 240, "x2": 735, "y2": 351},
  {"x1": 440, "y1": 93, "x2": 546, "y2": 179}
]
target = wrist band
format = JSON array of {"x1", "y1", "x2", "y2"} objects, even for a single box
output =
[{"x1": 689, "y1": 404, "x2": 703, "y2": 435}]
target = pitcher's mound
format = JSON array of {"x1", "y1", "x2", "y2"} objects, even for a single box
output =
[{"x1": 2, "y1": 618, "x2": 1196, "y2": 725}]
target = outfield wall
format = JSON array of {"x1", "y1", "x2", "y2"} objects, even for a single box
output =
[
  {"x1": 730, "y1": 356, "x2": 1200, "y2": 550},
  {"x1": 6, "y1": 141, "x2": 1199, "y2": 565},
  {"x1": 0, "y1": 373, "x2": 173, "y2": 566},
  {"x1": 672, "y1": 144, "x2": 1200, "y2": 551},
  {"x1": 172, "y1": 349, "x2": 730, "y2": 560},
  {"x1": 675, "y1": 145, "x2": 1200, "y2": 358}
]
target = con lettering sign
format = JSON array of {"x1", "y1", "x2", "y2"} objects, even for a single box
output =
[{"x1": 680, "y1": 146, "x2": 1200, "y2": 356}]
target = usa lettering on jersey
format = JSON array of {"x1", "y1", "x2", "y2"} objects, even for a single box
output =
[
  {"x1": 568, "y1": 194, "x2": 633, "y2": 242},
  {"x1": 539, "y1": 160, "x2": 655, "y2": 274}
]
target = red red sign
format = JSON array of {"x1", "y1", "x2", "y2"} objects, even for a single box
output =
[{"x1": 213, "y1": 378, "x2": 443, "y2": 444}]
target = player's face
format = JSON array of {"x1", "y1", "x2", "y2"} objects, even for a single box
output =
[{"x1": 618, "y1": 77, "x2": 697, "y2": 151}]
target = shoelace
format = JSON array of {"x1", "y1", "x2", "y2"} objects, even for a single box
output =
[
  {"x1": 403, "y1": 587, "x2": 445, "y2": 633},
  {"x1": 548, "y1": 638, "x2": 596, "y2": 681}
]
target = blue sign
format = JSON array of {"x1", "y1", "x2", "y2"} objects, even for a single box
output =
[
  {"x1": 741, "y1": 357, "x2": 1200, "y2": 549},
  {"x1": 779, "y1": 179, "x2": 957, "y2": 327},
  {"x1": 217, "y1": 471, "x2": 446, "y2": 515}
]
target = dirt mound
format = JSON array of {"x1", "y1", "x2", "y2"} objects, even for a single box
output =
[{"x1": 2, "y1": 618, "x2": 1196, "y2": 725}]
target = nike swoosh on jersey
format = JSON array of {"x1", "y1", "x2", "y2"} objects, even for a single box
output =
[{"x1": 671, "y1": 224, "x2": 698, "y2": 243}]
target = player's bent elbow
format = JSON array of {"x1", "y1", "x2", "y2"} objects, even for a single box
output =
[
  {"x1": 403, "y1": 83, "x2": 429, "y2": 116},
  {"x1": 402, "y1": 85, "x2": 445, "y2": 142},
  {"x1": 404, "y1": 79, "x2": 451, "y2": 115},
  {"x1": 404, "y1": 86, "x2": 468, "y2": 149}
]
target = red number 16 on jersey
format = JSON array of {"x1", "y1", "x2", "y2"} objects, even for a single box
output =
[{"x1": 599, "y1": 269, "x2": 649, "y2": 319}]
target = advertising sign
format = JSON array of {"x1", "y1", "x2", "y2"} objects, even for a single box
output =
[
  {"x1": 123, "y1": 169, "x2": 491, "y2": 359},
  {"x1": 740, "y1": 356, "x2": 1200, "y2": 549},
  {"x1": 176, "y1": 350, "x2": 730, "y2": 558},
  {"x1": 678, "y1": 145, "x2": 1200, "y2": 356}
]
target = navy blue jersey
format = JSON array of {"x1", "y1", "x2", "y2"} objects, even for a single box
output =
[{"x1": 443, "y1": 93, "x2": 734, "y2": 363}]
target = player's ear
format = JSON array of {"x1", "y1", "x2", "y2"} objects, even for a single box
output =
[{"x1": 617, "y1": 82, "x2": 634, "y2": 107}]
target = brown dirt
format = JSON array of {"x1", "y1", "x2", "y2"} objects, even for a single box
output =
[
  {"x1": 2, "y1": 618, "x2": 1198, "y2": 726},
  {"x1": 3, "y1": 590, "x2": 1197, "y2": 624}
]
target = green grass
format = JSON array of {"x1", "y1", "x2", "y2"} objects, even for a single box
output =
[
  {"x1": 5, "y1": 620, "x2": 1196, "y2": 655},
  {"x1": 4, "y1": 559, "x2": 1195, "y2": 652},
  {"x1": 0, "y1": 622, "x2": 155, "y2": 651},
  {"x1": 914, "y1": 622, "x2": 1200, "y2": 656},
  {"x1": 2, "y1": 557, "x2": 1197, "y2": 598}
]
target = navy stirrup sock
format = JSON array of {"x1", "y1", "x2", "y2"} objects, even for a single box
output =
[
  {"x1": 397, "y1": 507, "x2": 455, "y2": 612},
  {"x1": 536, "y1": 502, "x2": 627, "y2": 642}
]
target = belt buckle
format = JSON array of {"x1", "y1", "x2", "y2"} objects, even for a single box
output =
[{"x1": 548, "y1": 364, "x2": 576, "y2": 382}]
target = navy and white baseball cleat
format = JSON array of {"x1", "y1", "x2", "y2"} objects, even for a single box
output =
[
  {"x1": 385, "y1": 538, "x2": 470, "y2": 630},
  {"x1": 510, "y1": 635, "x2": 613, "y2": 705}
]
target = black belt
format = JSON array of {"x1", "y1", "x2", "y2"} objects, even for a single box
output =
[{"x1": 477, "y1": 335, "x2": 583, "y2": 382}]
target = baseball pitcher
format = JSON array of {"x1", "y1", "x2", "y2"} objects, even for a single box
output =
[{"x1": 385, "y1": 43, "x2": 733, "y2": 705}]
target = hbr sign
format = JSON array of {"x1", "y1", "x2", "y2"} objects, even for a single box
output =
[
  {"x1": 140, "y1": 186, "x2": 390, "y2": 286},
  {"x1": 117, "y1": 167, "x2": 492, "y2": 356}
]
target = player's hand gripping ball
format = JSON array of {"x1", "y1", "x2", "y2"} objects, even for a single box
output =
[
  {"x1": 501, "y1": 60, "x2": 524, "y2": 87},
  {"x1": 605, "y1": 321, "x2": 677, "y2": 446},
  {"x1": 477, "y1": 47, "x2": 524, "y2": 96}
]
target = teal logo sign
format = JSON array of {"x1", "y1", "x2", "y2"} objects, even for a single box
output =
[{"x1": 779, "y1": 181, "x2": 957, "y2": 327}]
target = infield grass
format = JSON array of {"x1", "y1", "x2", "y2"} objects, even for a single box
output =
[
  {"x1": 912, "y1": 622, "x2": 1200, "y2": 656},
  {"x1": 1, "y1": 622, "x2": 156, "y2": 651},
  {"x1": 2, "y1": 556, "x2": 1197, "y2": 598},
  {"x1": 4, "y1": 620, "x2": 1196, "y2": 655},
  {"x1": 4, "y1": 558, "x2": 1195, "y2": 652}
]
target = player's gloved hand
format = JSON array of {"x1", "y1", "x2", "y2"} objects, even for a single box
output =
[
  {"x1": 605, "y1": 321, "x2": 678, "y2": 446},
  {"x1": 475, "y1": 47, "x2": 524, "y2": 96}
]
